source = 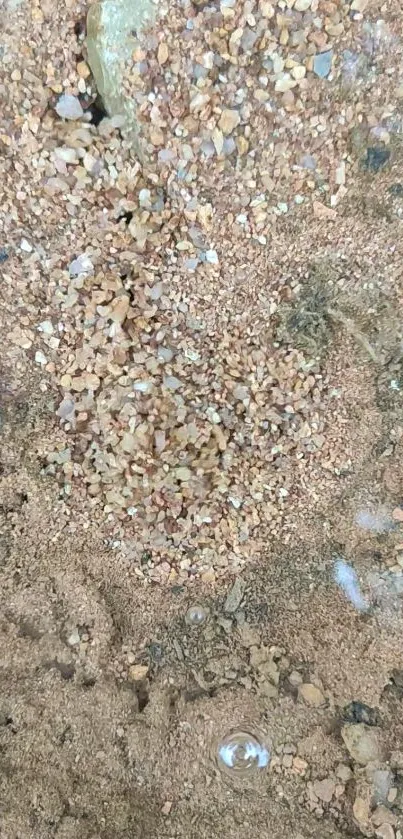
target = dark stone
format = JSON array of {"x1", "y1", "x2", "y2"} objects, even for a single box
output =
[
  {"x1": 79, "y1": 671, "x2": 96, "y2": 687},
  {"x1": 390, "y1": 669, "x2": 403, "y2": 698},
  {"x1": 148, "y1": 641, "x2": 164, "y2": 662},
  {"x1": 342, "y1": 700, "x2": 380, "y2": 726},
  {"x1": 74, "y1": 17, "x2": 86, "y2": 39},
  {"x1": 140, "y1": 550, "x2": 152, "y2": 565},
  {"x1": 0, "y1": 708, "x2": 13, "y2": 727},
  {"x1": 0, "y1": 248, "x2": 8, "y2": 263},
  {"x1": 50, "y1": 660, "x2": 76, "y2": 680},
  {"x1": 363, "y1": 147, "x2": 391, "y2": 173},
  {"x1": 389, "y1": 183, "x2": 403, "y2": 197},
  {"x1": 136, "y1": 681, "x2": 149, "y2": 712},
  {"x1": 170, "y1": 584, "x2": 185, "y2": 595}
]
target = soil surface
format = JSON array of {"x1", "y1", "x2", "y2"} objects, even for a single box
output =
[{"x1": 1, "y1": 0, "x2": 403, "y2": 837}]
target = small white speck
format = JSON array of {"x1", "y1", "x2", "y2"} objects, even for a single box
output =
[
  {"x1": 35, "y1": 350, "x2": 47, "y2": 365},
  {"x1": 38, "y1": 320, "x2": 54, "y2": 335},
  {"x1": 205, "y1": 249, "x2": 219, "y2": 265}
]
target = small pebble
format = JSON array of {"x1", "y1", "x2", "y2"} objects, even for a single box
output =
[
  {"x1": 341, "y1": 723, "x2": 383, "y2": 765},
  {"x1": 298, "y1": 683, "x2": 325, "y2": 707},
  {"x1": 55, "y1": 93, "x2": 84, "y2": 120},
  {"x1": 313, "y1": 50, "x2": 333, "y2": 79},
  {"x1": 205, "y1": 249, "x2": 219, "y2": 265},
  {"x1": 224, "y1": 578, "x2": 245, "y2": 614},
  {"x1": 35, "y1": 350, "x2": 47, "y2": 365},
  {"x1": 69, "y1": 254, "x2": 94, "y2": 277},
  {"x1": 313, "y1": 778, "x2": 336, "y2": 803}
]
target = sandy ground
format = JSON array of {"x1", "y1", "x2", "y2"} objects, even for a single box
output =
[{"x1": 2, "y1": 0, "x2": 403, "y2": 836}]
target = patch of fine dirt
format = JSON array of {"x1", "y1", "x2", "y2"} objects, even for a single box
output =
[{"x1": 2, "y1": 0, "x2": 403, "y2": 837}]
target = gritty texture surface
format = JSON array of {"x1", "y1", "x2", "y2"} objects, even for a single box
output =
[{"x1": 1, "y1": 0, "x2": 403, "y2": 836}]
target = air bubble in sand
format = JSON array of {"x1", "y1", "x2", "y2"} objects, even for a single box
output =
[
  {"x1": 216, "y1": 728, "x2": 270, "y2": 779},
  {"x1": 185, "y1": 605, "x2": 208, "y2": 627}
]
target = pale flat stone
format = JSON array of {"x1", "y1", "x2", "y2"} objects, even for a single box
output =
[
  {"x1": 298, "y1": 683, "x2": 325, "y2": 706},
  {"x1": 341, "y1": 724, "x2": 382, "y2": 765}
]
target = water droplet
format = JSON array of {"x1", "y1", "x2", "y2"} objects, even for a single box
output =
[
  {"x1": 185, "y1": 605, "x2": 208, "y2": 627},
  {"x1": 216, "y1": 727, "x2": 270, "y2": 779}
]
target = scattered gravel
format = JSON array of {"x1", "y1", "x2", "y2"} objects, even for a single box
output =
[{"x1": 3, "y1": 0, "x2": 403, "y2": 585}]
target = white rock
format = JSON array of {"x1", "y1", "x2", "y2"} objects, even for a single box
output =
[
  {"x1": 139, "y1": 188, "x2": 151, "y2": 206},
  {"x1": 157, "y1": 346, "x2": 174, "y2": 362},
  {"x1": 184, "y1": 258, "x2": 199, "y2": 271},
  {"x1": 68, "y1": 254, "x2": 94, "y2": 277},
  {"x1": 206, "y1": 407, "x2": 221, "y2": 424},
  {"x1": 67, "y1": 628, "x2": 81, "y2": 646},
  {"x1": 53, "y1": 146, "x2": 79, "y2": 164},
  {"x1": 275, "y1": 76, "x2": 297, "y2": 92},
  {"x1": 202, "y1": 51, "x2": 215, "y2": 69},
  {"x1": 175, "y1": 466, "x2": 192, "y2": 481},
  {"x1": 163, "y1": 375, "x2": 182, "y2": 391},
  {"x1": 148, "y1": 283, "x2": 163, "y2": 300},
  {"x1": 35, "y1": 350, "x2": 47, "y2": 365},
  {"x1": 205, "y1": 249, "x2": 219, "y2": 264},
  {"x1": 20, "y1": 238, "x2": 33, "y2": 252},
  {"x1": 56, "y1": 93, "x2": 84, "y2": 121},
  {"x1": 133, "y1": 380, "x2": 153, "y2": 393},
  {"x1": 291, "y1": 64, "x2": 306, "y2": 80},
  {"x1": 83, "y1": 152, "x2": 97, "y2": 173},
  {"x1": 38, "y1": 320, "x2": 54, "y2": 335}
]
